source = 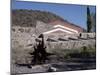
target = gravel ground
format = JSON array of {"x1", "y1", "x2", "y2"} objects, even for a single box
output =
[{"x1": 11, "y1": 61, "x2": 96, "y2": 74}]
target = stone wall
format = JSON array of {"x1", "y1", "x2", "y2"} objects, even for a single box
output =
[
  {"x1": 11, "y1": 26, "x2": 96, "y2": 64},
  {"x1": 11, "y1": 27, "x2": 96, "y2": 51},
  {"x1": 45, "y1": 39, "x2": 95, "y2": 52},
  {"x1": 11, "y1": 21, "x2": 96, "y2": 50}
]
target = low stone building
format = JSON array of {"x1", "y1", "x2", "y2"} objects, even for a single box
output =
[{"x1": 11, "y1": 20, "x2": 95, "y2": 50}]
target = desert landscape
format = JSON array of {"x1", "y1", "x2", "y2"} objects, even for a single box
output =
[{"x1": 11, "y1": 9, "x2": 96, "y2": 74}]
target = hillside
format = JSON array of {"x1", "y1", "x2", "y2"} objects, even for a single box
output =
[{"x1": 12, "y1": 9, "x2": 66, "y2": 27}]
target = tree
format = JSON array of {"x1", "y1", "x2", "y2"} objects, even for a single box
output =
[
  {"x1": 91, "y1": 13, "x2": 96, "y2": 32},
  {"x1": 87, "y1": 6, "x2": 92, "y2": 32}
]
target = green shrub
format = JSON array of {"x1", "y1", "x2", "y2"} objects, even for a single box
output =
[{"x1": 64, "y1": 46, "x2": 96, "y2": 59}]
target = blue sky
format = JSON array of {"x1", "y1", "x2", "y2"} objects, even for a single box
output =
[{"x1": 12, "y1": 0, "x2": 96, "y2": 29}]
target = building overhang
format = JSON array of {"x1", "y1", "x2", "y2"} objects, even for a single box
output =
[
  {"x1": 43, "y1": 24, "x2": 79, "y2": 35},
  {"x1": 43, "y1": 28, "x2": 77, "y2": 35}
]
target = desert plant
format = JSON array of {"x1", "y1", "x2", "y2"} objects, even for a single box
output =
[
  {"x1": 64, "y1": 46, "x2": 96, "y2": 59},
  {"x1": 81, "y1": 46, "x2": 89, "y2": 58},
  {"x1": 81, "y1": 46, "x2": 96, "y2": 58}
]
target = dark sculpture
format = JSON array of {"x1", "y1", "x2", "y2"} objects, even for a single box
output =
[{"x1": 30, "y1": 34, "x2": 52, "y2": 65}]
